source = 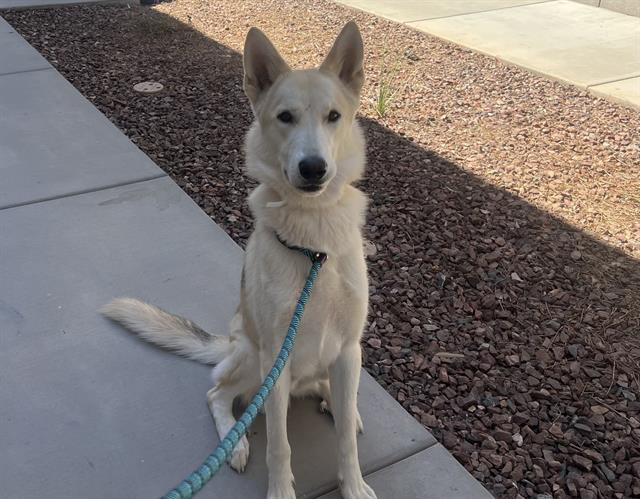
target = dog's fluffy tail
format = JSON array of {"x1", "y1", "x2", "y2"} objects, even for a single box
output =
[{"x1": 101, "y1": 297, "x2": 229, "y2": 365}]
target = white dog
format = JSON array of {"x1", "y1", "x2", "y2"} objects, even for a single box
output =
[{"x1": 102, "y1": 21, "x2": 376, "y2": 499}]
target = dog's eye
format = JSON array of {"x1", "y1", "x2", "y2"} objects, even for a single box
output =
[
  {"x1": 277, "y1": 111, "x2": 293, "y2": 124},
  {"x1": 328, "y1": 110, "x2": 341, "y2": 123}
]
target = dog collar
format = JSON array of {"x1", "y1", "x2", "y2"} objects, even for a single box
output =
[{"x1": 275, "y1": 232, "x2": 327, "y2": 264}]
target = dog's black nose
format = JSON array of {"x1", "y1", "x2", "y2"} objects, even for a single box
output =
[{"x1": 298, "y1": 156, "x2": 327, "y2": 182}]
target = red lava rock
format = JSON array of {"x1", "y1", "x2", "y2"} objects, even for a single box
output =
[
  {"x1": 573, "y1": 454, "x2": 593, "y2": 471},
  {"x1": 367, "y1": 337, "x2": 381, "y2": 349},
  {"x1": 542, "y1": 449, "x2": 562, "y2": 469},
  {"x1": 421, "y1": 413, "x2": 438, "y2": 427},
  {"x1": 512, "y1": 464, "x2": 525, "y2": 481},
  {"x1": 493, "y1": 430, "x2": 512, "y2": 443},
  {"x1": 459, "y1": 395, "x2": 477, "y2": 409},
  {"x1": 532, "y1": 388, "x2": 551, "y2": 400},
  {"x1": 583, "y1": 449, "x2": 604, "y2": 463},
  {"x1": 579, "y1": 489, "x2": 596, "y2": 499},
  {"x1": 598, "y1": 463, "x2": 616, "y2": 482},
  {"x1": 442, "y1": 431, "x2": 458, "y2": 448},
  {"x1": 487, "y1": 453, "x2": 503, "y2": 467},
  {"x1": 549, "y1": 423, "x2": 565, "y2": 438},
  {"x1": 632, "y1": 461, "x2": 640, "y2": 478},
  {"x1": 590, "y1": 405, "x2": 609, "y2": 415},
  {"x1": 567, "y1": 344, "x2": 581, "y2": 359},
  {"x1": 513, "y1": 412, "x2": 529, "y2": 424},
  {"x1": 481, "y1": 435, "x2": 498, "y2": 450},
  {"x1": 573, "y1": 421, "x2": 594, "y2": 434},
  {"x1": 505, "y1": 354, "x2": 520, "y2": 366}
]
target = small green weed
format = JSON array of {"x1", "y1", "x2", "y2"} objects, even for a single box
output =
[
  {"x1": 374, "y1": 78, "x2": 397, "y2": 118},
  {"x1": 373, "y1": 50, "x2": 401, "y2": 118}
]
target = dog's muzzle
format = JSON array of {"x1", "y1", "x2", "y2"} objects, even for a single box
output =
[{"x1": 298, "y1": 156, "x2": 327, "y2": 191}]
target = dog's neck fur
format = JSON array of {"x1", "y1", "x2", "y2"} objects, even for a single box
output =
[{"x1": 249, "y1": 183, "x2": 367, "y2": 257}]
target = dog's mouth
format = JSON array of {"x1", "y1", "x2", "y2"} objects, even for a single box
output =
[
  {"x1": 299, "y1": 184, "x2": 323, "y2": 193},
  {"x1": 283, "y1": 169, "x2": 328, "y2": 195},
  {"x1": 297, "y1": 182, "x2": 329, "y2": 197}
]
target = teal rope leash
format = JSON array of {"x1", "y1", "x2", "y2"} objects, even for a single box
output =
[{"x1": 163, "y1": 248, "x2": 327, "y2": 499}]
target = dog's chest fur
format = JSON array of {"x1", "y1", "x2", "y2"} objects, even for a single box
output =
[{"x1": 241, "y1": 185, "x2": 368, "y2": 391}]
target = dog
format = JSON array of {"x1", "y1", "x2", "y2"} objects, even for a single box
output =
[{"x1": 102, "y1": 21, "x2": 376, "y2": 499}]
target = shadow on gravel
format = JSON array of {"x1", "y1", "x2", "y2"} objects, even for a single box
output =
[{"x1": 4, "y1": 4, "x2": 639, "y2": 497}]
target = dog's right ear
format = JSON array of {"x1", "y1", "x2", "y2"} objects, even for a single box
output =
[{"x1": 243, "y1": 28, "x2": 290, "y2": 107}]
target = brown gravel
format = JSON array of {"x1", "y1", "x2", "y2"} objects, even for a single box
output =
[{"x1": 4, "y1": 2, "x2": 640, "y2": 498}]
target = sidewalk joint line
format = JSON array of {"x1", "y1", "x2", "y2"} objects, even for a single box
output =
[
  {"x1": 0, "y1": 173, "x2": 168, "y2": 212},
  {"x1": 308, "y1": 441, "x2": 439, "y2": 499},
  {"x1": 587, "y1": 73, "x2": 640, "y2": 88},
  {"x1": 405, "y1": 0, "x2": 554, "y2": 24},
  {"x1": 356, "y1": 440, "x2": 440, "y2": 480},
  {"x1": 0, "y1": 65, "x2": 52, "y2": 78}
]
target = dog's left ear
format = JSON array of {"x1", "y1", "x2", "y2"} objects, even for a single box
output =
[{"x1": 320, "y1": 21, "x2": 364, "y2": 97}]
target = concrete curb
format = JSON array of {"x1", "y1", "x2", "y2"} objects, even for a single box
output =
[{"x1": 0, "y1": 0, "x2": 138, "y2": 11}]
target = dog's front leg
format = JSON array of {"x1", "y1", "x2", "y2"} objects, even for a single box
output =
[
  {"x1": 261, "y1": 351, "x2": 295, "y2": 499},
  {"x1": 329, "y1": 342, "x2": 377, "y2": 499}
]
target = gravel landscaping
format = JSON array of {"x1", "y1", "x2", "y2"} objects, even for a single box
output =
[{"x1": 4, "y1": 2, "x2": 639, "y2": 498}]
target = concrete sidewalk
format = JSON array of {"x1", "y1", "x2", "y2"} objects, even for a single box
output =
[
  {"x1": 335, "y1": 0, "x2": 640, "y2": 108},
  {"x1": 0, "y1": 13, "x2": 491, "y2": 499}
]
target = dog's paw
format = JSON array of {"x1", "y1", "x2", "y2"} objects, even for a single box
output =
[
  {"x1": 267, "y1": 479, "x2": 296, "y2": 499},
  {"x1": 340, "y1": 479, "x2": 377, "y2": 499},
  {"x1": 229, "y1": 435, "x2": 250, "y2": 473}
]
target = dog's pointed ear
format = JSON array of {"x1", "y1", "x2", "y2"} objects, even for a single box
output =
[
  {"x1": 320, "y1": 21, "x2": 364, "y2": 97},
  {"x1": 243, "y1": 27, "x2": 290, "y2": 106}
]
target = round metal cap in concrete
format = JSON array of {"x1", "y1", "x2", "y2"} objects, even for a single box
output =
[{"x1": 133, "y1": 81, "x2": 164, "y2": 93}]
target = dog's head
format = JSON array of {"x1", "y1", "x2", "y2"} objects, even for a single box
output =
[{"x1": 243, "y1": 22, "x2": 365, "y2": 202}]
